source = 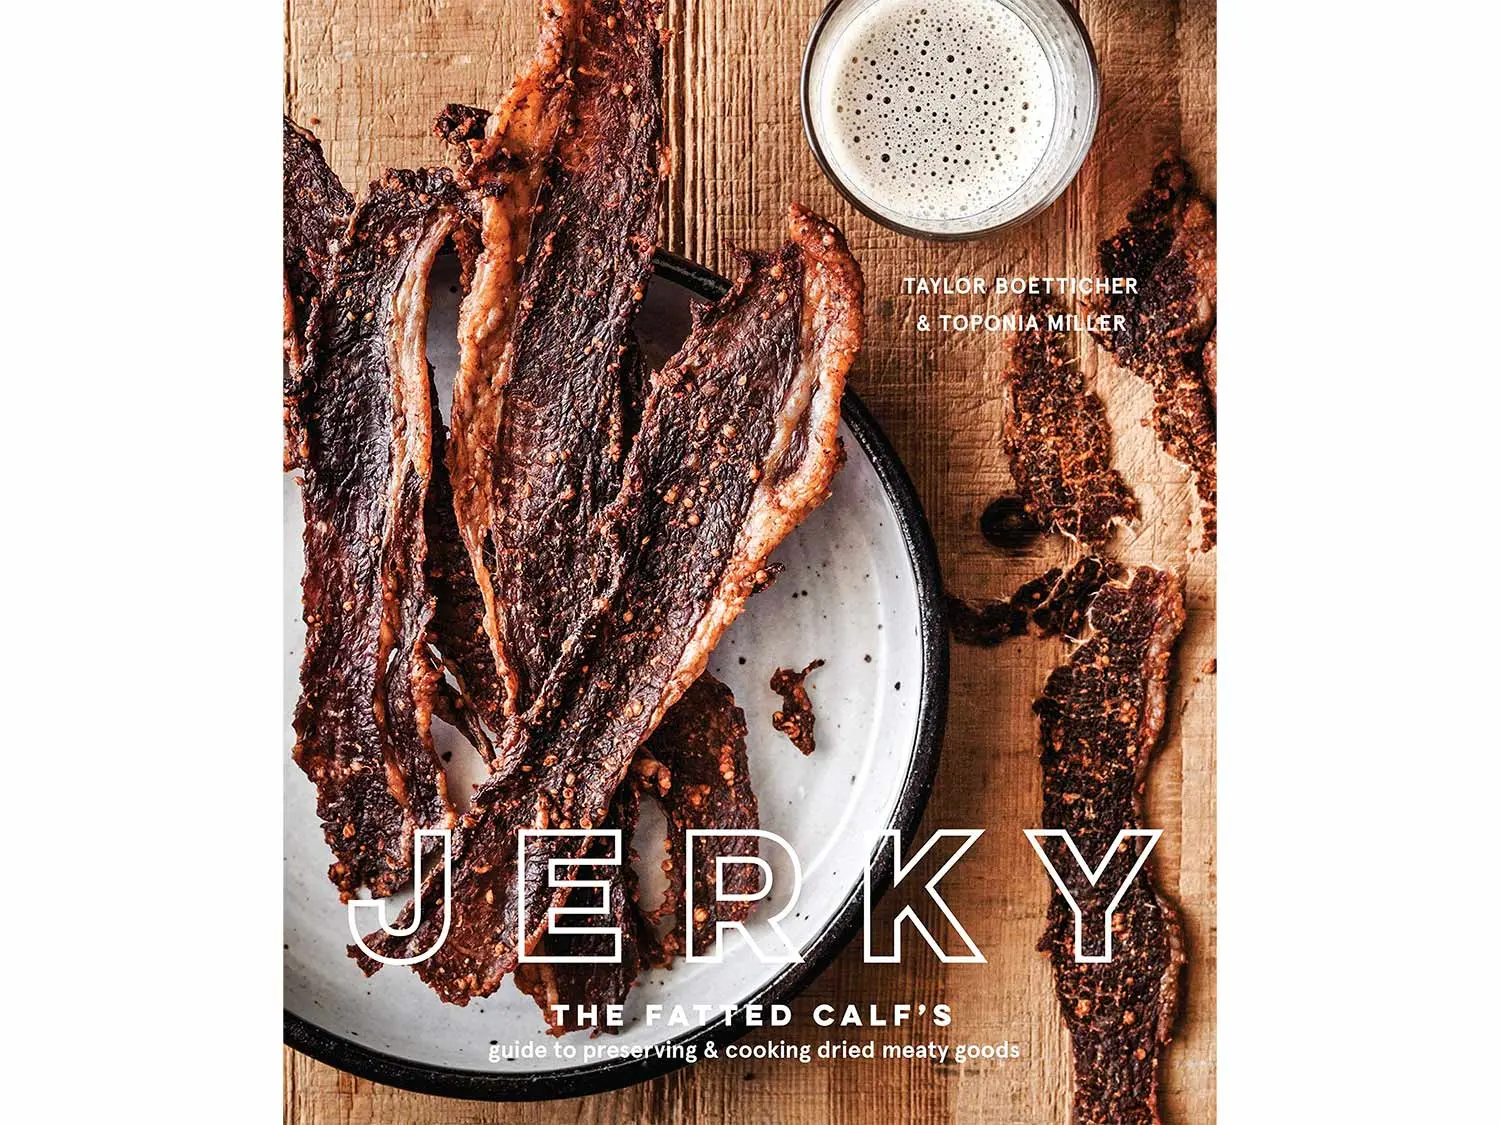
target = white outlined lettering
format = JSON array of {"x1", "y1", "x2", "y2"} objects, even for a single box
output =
[
  {"x1": 347, "y1": 828, "x2": 453, "y2": 966},
  {"x1": 864, "y1": 829, "x2": 986, "y2": 964},
  {"x1": 685, "y1": 829, "x2": 803, "y2": 964},
  {"x1": 517, "y1": 828, "x2": 624, "y2": 964},
  {"x1": 1024, "y1": 828, "x2": 1161, "y2": 963}
]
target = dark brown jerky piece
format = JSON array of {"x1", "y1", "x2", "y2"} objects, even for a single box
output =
[
  {"x1": 633, "y1": 674, "x2": 759, "y2": 958},
  {"x1": 1003, "y1": 294, "x2": 1138, "y2": 547},
  {"x1": 513, "y1": 783, "x2": 660, "y2": 1036},
  {"x1": 769, "y1": 659, "x2": 824, "y2": 754},
  {"x1": 354, "y1": 208, "x2": 861, "y2": 1003},
  {"x1": 1140, "y1": 350, "x2": 1216, "y2": 547},
  {"x1": 1094, "y1": 158, "x2": 1216, "y2": 369},
  {"x1": 1093, "y1": 155, "x2": 1217, "y2": 547},
  {"x1": 282, "y1": 118, "x2": 352, "y2": 471},
  {"x1": 291, "y1": 168, "x2": 471, "y2": 898},
  {"x1": 457, "y1": 0, "x2": 670, "y2": 722},
  {"x1": 1034, "y1": 567, "x2": 1187, "y2": 1125},
  {"x1": 948, "y1": 556, "x2": 1125, "y2": 647},
  {"x1": 515, "y1": 673, "x2": 752, "y2": 1032}
]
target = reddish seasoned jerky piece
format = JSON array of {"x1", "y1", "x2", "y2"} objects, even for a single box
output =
[
  {"x1": 439, "y1": 1, "x2": 577, "y2": 750},
  {"x1": 516, "y1": 674, "x2": 751, "y2": 1033},
  {"x1": 283, "y1": 118, "x2": 353, "y2": 471},
  {"x1": 947, "y1": 556, "x2": 1125, "y2": 647},
  {"x1": 355, "y1": 206, "x2": 862, "y2": 1004},
  {"x1": 633, "y1": 674, "x2": 759, "y2": 958},
  {"x1": 513, "y1": 783, "x2": 660, "y2": 1036},
  {"x1": 292, "y1": 168, "x2": 472, "y2": 899},
  {"x1": 1092, "y1": 155, "x2": 1217, "y2": 547},
  {"x1": 1034, "y1": 567, "x2": 1187, "y2": 1125},
  {"x1": 424, "y1": 383, "x2": 504, "y2": 762},
  {"x1": 769, "y1": 659, "x2": 824, "y2": 754},
  {"x1": 1003, "y1": 294, "x2": 1138, "y2": 548},
  {"x1": 449, "y1": 0, "x2": 670, "y2": 725}
]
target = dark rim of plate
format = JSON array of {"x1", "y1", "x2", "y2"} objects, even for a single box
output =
[{"x1": 284, "y1": 249, "x2": 951, "y2": 1102}]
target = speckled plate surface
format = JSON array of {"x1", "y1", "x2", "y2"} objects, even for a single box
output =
[{"x1": 284, "y1": 252, "x2": 948, "y2": 1100}]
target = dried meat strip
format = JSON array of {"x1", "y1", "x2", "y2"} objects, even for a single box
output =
[
  {"x1": 355, "y1": 206, "x2": 863, "y2": 1003},
  {"x1": 633, "y1": 674, "x2": 759, "y2": 959},
  {"x1": 292, "y1": 168, "x2": 474, "y2": 898},
  {"x1": 283, "y1": 118, "x2": 353, "y2": 471},
  {"x1": 1004, "y1": 294, "x2": 1137, "y2": 548},
  {"x1": 513, "y1": 782, "x2": 660, "y2": 1036},
  {"x1": 948, "y1": 556, "x2": 1125, "y2": 647},
  {"x1": 448, "y1": 0, "x2": 670, "y2": 730},
  {"x1": 769, "y1": 659, "x2": 824, "y2": 754},
  {"x1": 436, "y1": 9, "x2": 576, "y2": 749},
  {"x1": 1034, "y1": 567, "x2": 1187, "y2": 1125},
  {"x1": 518, "y1": 673, "x2": 753, "y2": 1033},
  {"x1": 1092, "y1": 155, "x2": 1217, "y2": 547}
]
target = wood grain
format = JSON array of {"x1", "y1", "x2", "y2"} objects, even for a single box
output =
[{"x1": 284, "y1": 0, "x2": 1216, "y2": 1120}]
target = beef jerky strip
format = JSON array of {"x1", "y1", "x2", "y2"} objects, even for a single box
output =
[
  {"x1": 517, "y1": 672, "x2": 755, "y2": 1032},
  {"x1": 633, "y1": 674, "x2": 759, "y2": 960},
  {"x1": 769, "y1": 659, "x2": 824, "y2": 754},
  {"x1": 516, "y1": 673, "x2": 754, "y2": 1032},
  {"x1": 1003, "y1": 293, "x2": 1138, "y2": 547},
  {"x1": 292, "y1": 168, "x2": 473, "y2": 898},
  {"x1": 423, "y1": 0, "x2": 664, "y2": 773},
  {"x1": 947, "y1": 555, "x2": 1125, "y2": 647},
  {"x1": 1092, "y1": 155, "x2": 1217, "y2": 547},
  {"x1": 448, "y1": 0, "x2": 669, "y2": 729},
  {"x1": 283, "y1": 118, "x2": 353, "y2": 471},
  {"x1": 432, "y1": 18, "x2": 576, "y2": 764},
  {"x1": 355, "y1": 206, "x2": 863, "y2": 1002},
  {"x1": 1034, "y1": 567, "x2": 1186, "y2": 1125},
  {"x1": 283, "y1": 120, "x2": 496, "y2": 759},
  {"x1": 421, "y1": 0, "x2": 652, "y2": 759},
  {"x1": 513, "y1": 781, "x2": 661, "y2": 1036}
]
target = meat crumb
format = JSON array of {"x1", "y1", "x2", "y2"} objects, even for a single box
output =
[{"x1": 770, "y1": 659, "x2": 825, "y2": 754}]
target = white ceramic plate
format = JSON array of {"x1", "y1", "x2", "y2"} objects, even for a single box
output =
[{"x1": 283, "y1": 253, "x2": 948, "y2": 1100}]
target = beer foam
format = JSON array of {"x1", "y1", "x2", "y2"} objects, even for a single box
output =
[{"x1": 816, "y1": 0, "x2": 1057, "y2": 226}]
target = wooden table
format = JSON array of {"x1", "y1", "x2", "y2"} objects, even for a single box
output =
[{"x1": 284, "y1": 1, "x2": 1216, "y2": 1120}]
